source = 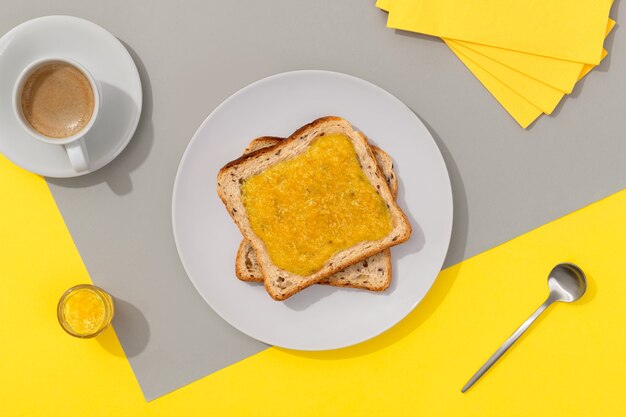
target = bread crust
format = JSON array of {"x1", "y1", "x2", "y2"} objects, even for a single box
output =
[{"x1": 217, "y1": 116, "x2": 411, "y2": 300}]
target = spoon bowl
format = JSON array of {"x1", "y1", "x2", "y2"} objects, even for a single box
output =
[{"x1": 548, "y1": 263, "x2": 587, "y2": 303}]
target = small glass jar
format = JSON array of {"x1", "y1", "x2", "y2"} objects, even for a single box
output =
[{"x1": 57, "y1": 284, "x2": 115, "y2": 338}]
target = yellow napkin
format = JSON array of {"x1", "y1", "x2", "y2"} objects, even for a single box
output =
[
  {"x1": 446, "y1": 40, "x2": 564, "y2": 115},
  {"x1": 453, "y1": 43, "x2": 583, "y2": 93},
  {"x1": 377, "y1": 3, "x2": 613, "y2": 94},
  {"x1": 445, "y1": 19, "x2": 613, "y2": 117},
  {"x1": 447, "y1": 43, "x2": 542, "y2": 129},
  {"x1": 446, "y1": 42, "x2": 609, "y2": 128},
  {"x1": 444, "y1": 23, "x2": 613, "y2": 127},
  {"x1": 386, "y1": 0, "x2": 612, "y2": 64},
  {"x1": 454, "y1": 19, "x2": 615, "y2": 94},
  {"x1": 579, "y1": 49, "x2": 609, "y2": 79},
  {"x1": 375, "y1": 1, "x2": 615, "y2": 127}
]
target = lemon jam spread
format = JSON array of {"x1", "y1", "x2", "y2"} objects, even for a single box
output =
[
  {"x1": 242, "y1": 134, "x2": 392, "y2": 275},
  {"x1": 61, "y1": 287, "x2": 109, "y2": 336}
]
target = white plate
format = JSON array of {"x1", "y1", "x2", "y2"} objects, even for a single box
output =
[
  {"x1": 172, "y1": 71, "x2": 453, "y2": 350},
  {"x1": 0, "y1": 16, "x2": 142, "y2": 177}
]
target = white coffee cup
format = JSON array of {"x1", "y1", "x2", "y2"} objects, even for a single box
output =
[{"x1": 12, "y1": 57, "x2": 101, "y2": 173}]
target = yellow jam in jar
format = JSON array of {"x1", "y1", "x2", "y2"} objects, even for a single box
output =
[
  {"x1": 58, "y1": 285, "x2": 114, "y2": 338},
  {"x1": 242, "y1": 134, "x2": 392, "y2": 275}
]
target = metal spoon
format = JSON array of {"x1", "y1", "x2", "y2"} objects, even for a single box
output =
[{"x1": 461, "y1": 263, "x2": 587, "y2": 393}]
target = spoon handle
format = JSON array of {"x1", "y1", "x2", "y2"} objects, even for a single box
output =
[{"x1": 461, "y1": 297, "x2": 553, "y2": 393}]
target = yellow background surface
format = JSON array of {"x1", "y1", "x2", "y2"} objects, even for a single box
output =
[{"x1": 2, "y1": 152, "x2": 626, "y2": 416}]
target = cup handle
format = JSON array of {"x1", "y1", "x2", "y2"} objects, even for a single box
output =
[{"x1": 64, "y1": 138, "x2": 90, "y2": 173}]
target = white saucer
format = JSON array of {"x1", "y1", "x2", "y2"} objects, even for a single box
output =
[{"x1": 0, "y1": 16, "x2": 142, "y2": 178}]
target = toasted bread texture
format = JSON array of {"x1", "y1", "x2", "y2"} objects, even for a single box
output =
[
  {"x1": 236, "y1": 239, "x2": 392, "y2": 291},
  {"x1": 235, "y1": 136, "x2": 398, "y2": 291},
  {"x1": 217, "y1": 116, "x2": 412, "y2": 300}
]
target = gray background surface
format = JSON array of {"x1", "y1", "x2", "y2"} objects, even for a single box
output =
[{"x1": 1, "y1": 0, "x2": 624, "y2": 401}]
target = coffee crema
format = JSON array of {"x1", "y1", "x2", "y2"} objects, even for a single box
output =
[{"x1": 20, "y1": 62, "x2": 95, "y2": 139}]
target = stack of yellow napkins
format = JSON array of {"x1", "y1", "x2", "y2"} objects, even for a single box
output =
[{"x1": 376, "y1": 0, "x2": 615, "y2": 128}]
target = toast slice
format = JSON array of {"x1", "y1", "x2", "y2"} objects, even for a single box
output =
[
  {"x1": 217, "y1": 116, "x2": 412, "y2": 300},
  {"x1": 236, "y1": 136, "x2": 398, "y2": 291}
]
